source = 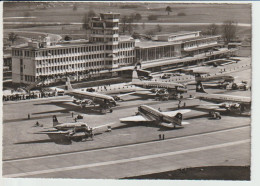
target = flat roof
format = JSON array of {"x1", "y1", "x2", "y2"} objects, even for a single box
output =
[
  {"x1": 136, "y1": 35, "x2": 220, "y2": 49},
  {"x1": 184, "y1": 43, "x2": 219, "y2": 52},
  {"x1": 101, "y1": 12, "x2": 120, "y2": 15},
  {"x1": 156, "y1": 31, "x2": 200, "y2": 37},
  {"x1": 12, "y1": 40, "x2": 104, "y2": 49},
  {"x1": 119, "y1": 35, "x2": 134, "y2": 42},
  {"x1": 180, "y1": 35, "x2": 221, "y2": 43}
]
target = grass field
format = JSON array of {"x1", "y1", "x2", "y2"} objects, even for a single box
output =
[
  {"x1": 4, "y1": 2, "x2": 251, "y2": 24},
  {"x1": 3, "y1": 2, "x2": 251, "y2": 48}
]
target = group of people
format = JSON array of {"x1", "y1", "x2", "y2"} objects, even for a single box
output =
[
  {"x1": 159, "y1": 134, "x2": 165, "y2": 140},
  {"x1": 178, "y1": 100, "x2": 186, "y2": 109},
  {"x1": 3, "y1": 91, "x2": 57, "y2": 102}
]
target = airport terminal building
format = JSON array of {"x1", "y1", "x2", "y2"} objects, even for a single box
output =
[{"x1": 11, "y1": 12, "x2": 239, "y2": 85}]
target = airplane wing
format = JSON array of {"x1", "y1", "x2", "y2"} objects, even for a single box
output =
[
  {"x1": 34, "y1": 130, "x2": 72, "y2": 144},
  {"x1": 92, "y1": 122, "x2": 118, "y2": 130},
  {"x1": 161, "y1": 109, "x2": 191, "y2": 117},
  {"x1": 120, "y1": 115, "x2": 153, "y2": 122},
  {"x1": 34, "y1": 130, "x2": 70, "y2": 135},
  {"x1": 186, "y1": 105, "x2": 227, "y2": 112},
  {"x1": 114, "y1": 92, "x2": 137, "y2": 98}
]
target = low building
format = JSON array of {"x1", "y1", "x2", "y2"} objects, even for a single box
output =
[{"x1": 135, "y1": 31, "x2": 221, "y2": 63}]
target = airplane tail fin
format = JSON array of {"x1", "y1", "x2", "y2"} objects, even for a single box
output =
[
  {"x1": 53, "y1": 115, "x2": 59, "y2": 126},
  {"x1": 65, "y1": 77, "x2": 73, "y2": 91},
  {"x1": 196, "y1": 82, "x2": 207, "y2": 93},
  {"x1": 132, "y1": 70, "x2": 141, "y2": 84},
  {"x1": 194, "y1": 73, "x2": 201, "y2": 82},
  {"x1": 174, "y1": 113, "x2": 183, "y2": 126}
]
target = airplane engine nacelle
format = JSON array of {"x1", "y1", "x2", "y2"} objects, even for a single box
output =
[
  {"x1": 83, "y1": 100, "x2": 93, "y2": 105},
  {"x1": 223, "y1": 103, "x2": 243, "y2": 112},
  {"x1": 229, "y1": 103, "x2": 242, "y2": 112},
  {"x1": 112, "y1": 96, "x2": 121, "y2": 101},
  {"x1": 231, "y1": 103, "x2": 240, "y2": 108},
  {"x1": 219, "y1": 103, "x2": 231, "y2": 109},
  {"x1": 232, "y1": 83, "x2": 238, "y2": 90}
]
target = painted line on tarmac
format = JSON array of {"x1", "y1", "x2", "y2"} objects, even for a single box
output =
[
  {"x1": 3, "y1": 139, "x2": 250, "y2": 178},
  {"x1": 3, "y1": 125, "x2": 249, "y2": 163}
]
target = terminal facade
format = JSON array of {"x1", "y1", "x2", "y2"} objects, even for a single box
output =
[{"x1": 11, "y1": 12, "x2": 238, "y2": 85}]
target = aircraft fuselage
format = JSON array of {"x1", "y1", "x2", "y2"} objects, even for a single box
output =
[
  {"x1": 196, "y1": 75, "x2": 234, "y2": 83},
  {"x1": 54, "y1": 122, "x2": 89, "y2": 131},
  {"x1": 133, "y1": 81, "x2": 187, "y2": 94},
  {"x1": 67, "y1": 90, "x2": 116, "y2": 107},
  {"x1": 197, "y1": 93, "x2": 251, "y2": 104},
  {"x1": 138, "y1": 105, "x2": 182, "y2": 126}
]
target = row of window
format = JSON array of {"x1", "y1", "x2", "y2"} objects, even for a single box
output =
[
  {"x1": 118, "y1": 57, "x2": 134, "y2": 64},
  {"x1": 118, "y1": 42, "x2": 135, "y2": 48},
  {"x1": 138, "y1": 46, "x2": 176, "y2": 62},
  {"x1": 36, "y1": 61, "x2": 109, "y2": 73},
  {"x1": 91, "y1": 29, "x2": 118, "y2": 35},
  {"x1": 36, "y1": 54, "x2": 106, "y2": 65},
  {"x1": 118, "y1": 50, "x2": 135, "y2": 57},
  {"x1": 34, "y1": 51, "x2": 135, "y2": 66},
  {"x1": 184, "y1": 39, "x2": 217, "y2": 48},
  {"x1": 35, "y1": 57, "x2": 134, "y2": 74},
  {"x1": 13, "y1": 45, "x2": 106, "y2": 57},
  {"x1": 13, "y1": 44, "x2": 135, "y2": 58},
  {"x1": 24, "y1": 75, "x2": 35, "y2": 82}
]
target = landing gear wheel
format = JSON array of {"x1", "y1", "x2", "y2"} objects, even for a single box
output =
[
  {"x1": 72, "y1": 136, "x2": 83, "y2": 142},
  {"x1": 110, "y1": 108, "x2": 113, "y2": 113}
]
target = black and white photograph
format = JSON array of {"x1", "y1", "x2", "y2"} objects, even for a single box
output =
[{"x1": 1, "y1": 0, "x2": 256, "y2": 182}]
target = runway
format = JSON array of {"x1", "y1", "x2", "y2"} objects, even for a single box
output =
[{"x1": 3, "y1": 126, "x2": 250, "y2": 178}]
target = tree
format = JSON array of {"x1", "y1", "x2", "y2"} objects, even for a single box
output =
[
  {"x1": 82, "y1": 13, "x2": 89, "y2": 30},
  {"x1": 132, "y1": 24, "x2": 139, "y2": 30},
  {"x1": 142, "y1": 22, "x2": 146, "y2": 29},
  {"x1": 145, "y1": 29, "x2": 155, "y2": 36},
  {"x1": 135, "y1": 13, "x2": 142, "y2": 21},
  {"x1": 148, "y1": 15, "x2": 158, "y2": 21},
  {"x1": 64, "y1": 35, "x2": 72, "y2": 41},
  {"x1": 222, "y1": 20, "x2": 237, "y2": 44},
  {"x1": 156, "y1": 24, "x2": 162, "y2": 32},
  {"x1": 73, "y1": 4, "x2": 77, "y2": 11},
  {"x1": 24, "y1": 11, "x2": 31, "y2": 17},
  {"x1": 82, "y1": 10, "x2": 96, "y2": 30},
  {"x1": 121, "y1": 16, "x2": 128, "y2": 34},
  {"x1": 177, "y1": 12, "x2": 186, "y2": 16},
  {"x1": 120, "y1": 15, "x2": 133, "y2": 34},
  {"x1": 126, "y1": 17, "x2": 134, "y2": 34},
  {"x1": 207, "y1": 24, "x2": 218, "y2": 35},
  {"x1": 165, "y1": 6, "x2": 172, "y2": 15},
  {"x1": 8, "y1": 32, "x2": 18, "y2": 44},
  {"x1": 88, "y1": 9, "x2": 96, "y2": 17}
]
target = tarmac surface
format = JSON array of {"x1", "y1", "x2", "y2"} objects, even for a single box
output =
[{"x1": 2, "y1": 57, "x2": 251, "y2": 179}]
